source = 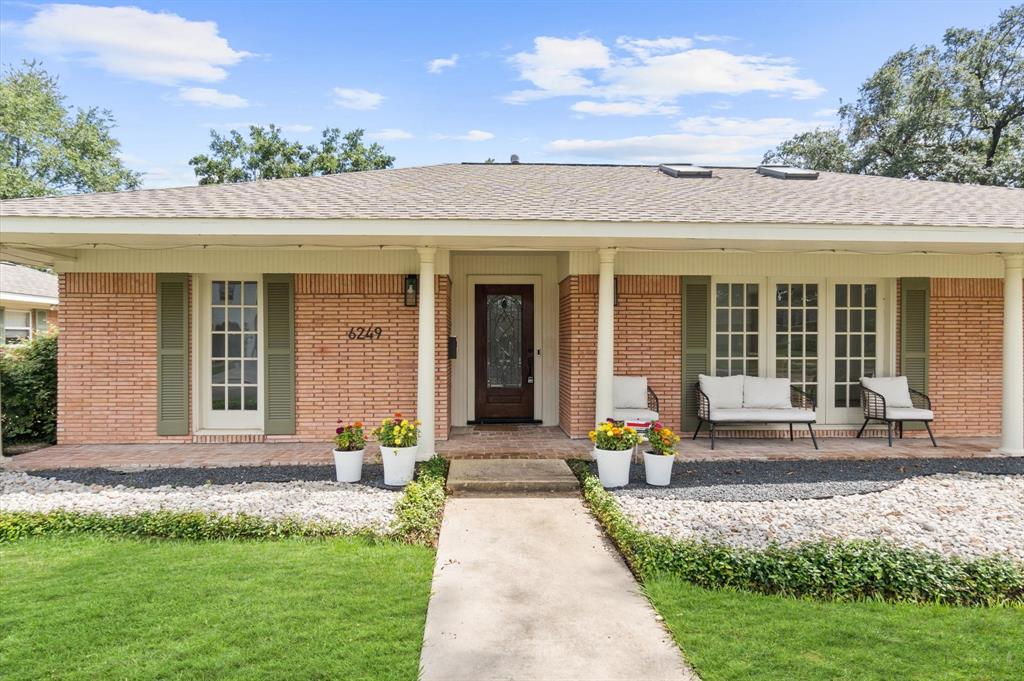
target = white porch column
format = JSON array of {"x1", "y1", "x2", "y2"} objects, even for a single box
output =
[
  {"x1": 999, "y1": 253, "x2": 1024, "y2": 456},
  {"x1": 595, "y1": 248, "x2": 617, "y2": 424},
  {"x1": 416, "y1": 247, "x2": 437, "y2": 460}
]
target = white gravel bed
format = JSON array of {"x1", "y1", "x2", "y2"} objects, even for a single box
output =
[
  {"x1": 0, "y1": 472, "x2": 400, "y2": 531},
  {"x1": 615, "y1": 472, "x2": 1024, "y2": 561},
  {"x1": 616, "y1": 479, "x2": 898, "y2": 502}
]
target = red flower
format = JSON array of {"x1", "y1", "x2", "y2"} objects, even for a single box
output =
[
  {"x1": 394, "y1": 412, "x2": 403, "y2": 418},
  {"x1": 336, "y1": 427, "x2": 343, "y2": 434}
]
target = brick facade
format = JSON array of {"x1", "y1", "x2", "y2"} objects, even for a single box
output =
[
  {"x1": 558, "y1": 275, "x2": 682, "y2": 438},
  {"x1": 57, "y1": 273, "x2": 192, "y2": 444},
  {"x1": 927, "y1": 278, "x2": 1016, "y2": 436},
  {"x1": 292, "y1": 274, "x2": 450, "y2": 441},
  {"x1": 57, "y1": 272, "x2": 450, "y2": 444}
]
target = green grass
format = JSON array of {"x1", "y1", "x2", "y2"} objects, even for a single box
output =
[
  {"x1": 0, "y1": 535, "x2": 435, "y2": 681},
  {"x1": 646, "y1": 575, "x2": 1024, "y2": 681}
]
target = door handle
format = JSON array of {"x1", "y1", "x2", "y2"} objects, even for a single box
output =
[{"x1": 527, "y1": 349, "x2": 534, "y2": 384}]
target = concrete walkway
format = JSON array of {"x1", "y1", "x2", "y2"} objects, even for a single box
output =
[{"x1": 419, "y1": 497, "x2": 697, "y2": 681}]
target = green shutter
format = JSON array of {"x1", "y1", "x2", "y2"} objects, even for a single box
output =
[
  {"x1": 900, "y1": 278, "x2": 930, "y2": 393},
  {"x1": 681, "y1": 276, "x2": 711, "y2": 431},
  {"x1": 34, "y1": 310, "x2": 48, "y2": 334},
  {"x1": 264, "y1": 274, "x2": 295, "y2": 435},
  {"x1": 156, "y1": 274, "x2": 189, "y2": 435}
]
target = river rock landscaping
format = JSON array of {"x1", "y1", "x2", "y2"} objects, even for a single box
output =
[
  {"x1": 0, "y1": 470, "x2": 400, "y2": 531},
  {"x1": 615, "y1": 472, "x2": 1024, "y2": 561}
]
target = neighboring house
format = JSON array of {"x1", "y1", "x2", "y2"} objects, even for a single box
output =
[
  {"x1": 0, "y1": 162, "x2": 1021, "y2": 454},
  {"x1": 0, "y1": 262, "x2": 58, "y2": 345}
]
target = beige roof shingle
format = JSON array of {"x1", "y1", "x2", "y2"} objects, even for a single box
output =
[
  {"x1": 1, "y1": 163, "x2": 1021, "y2": 229},
  {"x1": 0, "y1": 263, "x2": 58, "y2": 299}
]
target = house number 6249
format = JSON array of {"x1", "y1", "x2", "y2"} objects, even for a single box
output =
[{"x1": 348, "y1": 326, "x2": 383, "y2": 340}]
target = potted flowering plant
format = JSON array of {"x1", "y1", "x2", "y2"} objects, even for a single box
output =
[
  {"x1": 643, "y1": 422, "x2": 679, "y2": 486},
  {"x1": 373, "y1": 412, "x2": 421, "y2": 486},
  {"x1": 589, "y1": 420, "x2": 641, "y2": 488},
  {"x1": 333, "y1": 420, "x2": 366, "y2": 482}
]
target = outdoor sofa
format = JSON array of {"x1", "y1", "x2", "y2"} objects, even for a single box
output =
[{"x1": 693, "y1": 374, "x2": 818, "y2": 449}]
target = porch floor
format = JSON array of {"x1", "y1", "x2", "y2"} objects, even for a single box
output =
[{"x1": 1, "y1": 426, "x2": 1005, "y2": 471}]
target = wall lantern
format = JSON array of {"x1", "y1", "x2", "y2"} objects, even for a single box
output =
[
  {"x1": 614, "y1": 276, "x2": 620, "y2": 306},
  {"x1": 404, "y1": 274, "x2": 419, "y2": 307}
]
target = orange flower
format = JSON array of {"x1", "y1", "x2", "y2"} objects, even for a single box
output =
[{"x1": 354, "y1": 421, "x2": 363, "y2": 428}]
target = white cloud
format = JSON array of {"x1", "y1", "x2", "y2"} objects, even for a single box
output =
[
  {"x1": 18, "y1": 4, "x2": 251, "y2": 85},
  {"x1": 436, "y1": 130, "x2": 495, "y2": 142},
  {"x1": 202, "y1": 122, "x2": 314, "y2": 133},
  {"x1": 282, "y1": 124, "x2": 315, "y2": 133},
  {"x1": 332, "y1": 87, "x2": 385, "y2": 110},
  {"x1": 427, "y1": 54, "x2": 459, "y2": 73},
  {"x1": 546, "y1": 115, "x2": 831, "y2": 165},
  {"x1": 505, "y1": 36, "x2": 610, "y2": 103},
  {"x1": 506, "y1": 35, "x2": 824, "y2": 115},
  {"x1": 571, "y1": 100, "x2": 679, "y2": 116},
  {"x1": 367, "y1": 128, "x2": 414, "y2": 141},
  {"x1": 178, "y1": 87, "x2": 248, "y2": 108},
  {"x1": 814, "y1": 108, "x2": 839, "y2": 117}
]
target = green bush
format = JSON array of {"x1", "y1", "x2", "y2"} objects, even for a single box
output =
[
  {"x1": 569, "y1": 460, "x2": 1024, "y2": 607},
  {"x1": 0, "y1": 331, "x2": 57, "y2": 446},
  {"x1": 392, "y1": 456, "x2": 448, "y2": 546}
]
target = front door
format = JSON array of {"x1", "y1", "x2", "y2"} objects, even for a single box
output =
[{"x1": 474, "y1": 284, "x2": 535, "y2": 421}]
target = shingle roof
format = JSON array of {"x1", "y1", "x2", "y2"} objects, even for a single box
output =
[
  {"x1": 0, "y1": 263, "x2": 58, "y2": 299},
  {"x1": 1, "y1": 164, "x2": 1021, "y2": 229}
]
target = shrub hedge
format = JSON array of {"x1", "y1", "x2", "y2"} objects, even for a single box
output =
[
  {"x1": 0, "y1": 331, "x2": 57, "y2": 446},
  {"x1": 569, "y1": 460, "x2": 1024, "y2": 607},
  {"x1": 1, "y1": 456, "x2": 450, "y2": 546}
]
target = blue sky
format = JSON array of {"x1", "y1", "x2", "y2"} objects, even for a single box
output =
[{"x1": 0, "y1": 1, "x2": 1011, "y2": 188}]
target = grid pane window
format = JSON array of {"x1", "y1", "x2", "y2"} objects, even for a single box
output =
[
  {"x1": 3, "y1": 310, "x2": 32, "y2": 344},
  {"x1": 211, "y1": 280, "x2": 258, "y2": 411},
  {"x1": 834, "y1": 283, "x2": 878, "y2": 408},
  {"x1": 775, "y1": 284, "x2": 819, "y2": 402},
  {"x1": 715, "y1": 283, "x2": 759, "y2": 376}
]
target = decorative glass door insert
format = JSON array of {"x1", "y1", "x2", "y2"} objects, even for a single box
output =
[
  {"x1": 210, "y1": 280, "x2": 259, "y2": 413},
  {"x1": 714, "y1": 283, "x2": 759, "y2": 376},
  {"x1": 486, "y1": 294, "x2": 523, "y2": 388}
]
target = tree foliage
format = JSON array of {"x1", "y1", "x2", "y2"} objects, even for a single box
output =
[
  {"x1": 764, "y1": 5, "x2": 1024, "y2": 186},
  {"x1": 189, "y1": 125, "x2": 395, "y2": 184},
  {"x1": 0, "y1": 331, "x2": 58, "y2": 446},
  {"x1": 0, "y1": 62, "x2": 141, "y2": 199}
]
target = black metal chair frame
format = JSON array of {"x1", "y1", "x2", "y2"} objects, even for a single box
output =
[
  {"x1": 856, "y1": 384, "x2": 937, "y2": 447},
  {"x1": 691, "y1": 382, "x2": 818, "y2": 450}
]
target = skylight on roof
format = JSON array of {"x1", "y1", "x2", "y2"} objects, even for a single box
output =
[
  {"x1": 757, "y1": 165, "x2": 819, "y2": 180},
  {"x1": 659, "y1": 164, "x2": 713, "y2": 178}
]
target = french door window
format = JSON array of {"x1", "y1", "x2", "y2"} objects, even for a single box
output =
[
  {"x1": 775, "y1": 283, "x2": 819, "y2": 402},
  {"x1": 712, "y1": 278, "x2": 889, "y2": 424},
  {"x1": 201, "y1": 276, "x2": 262, "y2": 430},
  {"x1": 833, "y1": 283, "x2": 878, "y2": 409},
  {"x1": 714, "y1": 283, "x2": 759, "y2": 376}
]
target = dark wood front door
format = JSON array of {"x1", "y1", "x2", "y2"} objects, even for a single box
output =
[{"x1": 474, "y1": 284, "x2": 535, "y2": 421}]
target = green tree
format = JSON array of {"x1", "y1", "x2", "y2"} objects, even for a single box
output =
[
  {"x1": 0, "y1": 61, "x2": 141, "y2": 199},
  {"x1": 764, "y1": 5, "x2": 1024, "y2": 186},
  {"x1": 189, "y1": 125, "x2": 394, "y2": 184}
]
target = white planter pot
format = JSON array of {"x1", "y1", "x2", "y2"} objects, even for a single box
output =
[
  {"x1": 593, "y1": 447, "x2": 633, "y2": 488},
  {"x1": 333, "y1": 448, "x2": 364, "y2": 483},
  {"x1": 643, "y1": 451, "x2": 674, "y2": 486},
  {"x1": 380, "y1": 445, "x2": 418, "y2": 486}
]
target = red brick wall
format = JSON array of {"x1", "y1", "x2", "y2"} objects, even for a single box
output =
[
  {"x1": 293, "y1": 274, "x2": 450, "y2": 441},
  {"x1": 57, "y1": 273, "x2": 192, "y2": 444},
  {"x1": 927, "y1": 278, "x2": 1012, "y2": 436},
  {"x1": 558, "y1": 275, "x2": 682, "y2": 438}
]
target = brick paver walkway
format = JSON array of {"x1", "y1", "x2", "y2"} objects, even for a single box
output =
[{"x1": 1, "y1": 425, "x2": 1003, "y2": 470}]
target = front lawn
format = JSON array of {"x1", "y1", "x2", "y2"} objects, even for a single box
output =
[
  {"x1": 1, "y1": 535, "x2": 435, "y2": 681},
  {"x1": 646, "y1": 575, "x2": 1024, "y2": 681}
]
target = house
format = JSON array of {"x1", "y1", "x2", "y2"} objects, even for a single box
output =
[
  {"x1": 0, "y1": 162, "x2": 1021, "y2": 455},
  {"x1": 0, "y1": 262, "x2": 58, "y2": 345}
]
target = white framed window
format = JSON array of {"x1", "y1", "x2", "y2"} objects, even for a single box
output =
[
  {"x1": 197, "y1": 275, "x2": 263, "y2": 431},
  {"x1": 713, "y1": 282, "x2": 761, "y2": 377},
  {"x1": 3, "y1": 310, "x2": 32, "y2": 344},
  {"x1": 713, "y1": 277, "x2": 891, "y2": 424}
]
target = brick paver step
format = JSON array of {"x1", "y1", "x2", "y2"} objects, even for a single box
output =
[{"x1": 446, "y1": 459, "x2": 580, "y2": 496}]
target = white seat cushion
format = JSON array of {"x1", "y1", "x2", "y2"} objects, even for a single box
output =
[
  {"x1": 886, "y1": 407, "x2": 934, "y2": 421},
  {"x1": 613, "y1": 376, "x2": 648, "y2": 409},
  {"x1": 612, "y1": 408, "x2": 659, "y2": 423},
  {"x1": 710, "y1": 408, "x2": 816, "y2": 423},
  {"x1": 699, "y1": 374, "x2": 744, "y2": 409},
  {"x1": 861, "y1": 377, "x2": 913, "y2": 408},
  {"x1": 743, "y1": 377, "x2": 792, "y2": 409}
]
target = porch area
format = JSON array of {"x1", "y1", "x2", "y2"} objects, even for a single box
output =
[{"x1": 2, "y1": 428, "x2": 1004, "y2": 471}]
